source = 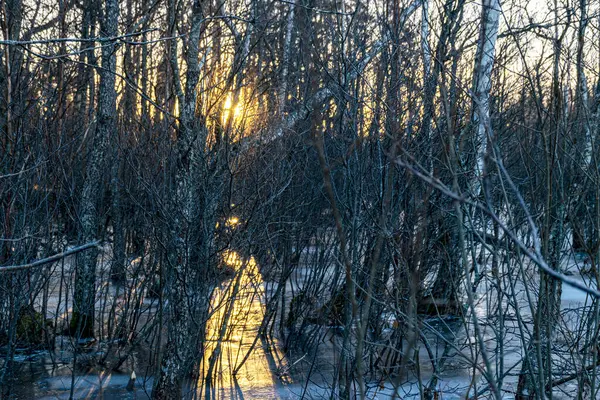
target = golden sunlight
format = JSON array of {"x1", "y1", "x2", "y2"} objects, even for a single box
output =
[
  {"x1": 222, "y1": 93, "x2": 244, "y2": 125},
  {"x1": 225, "y1": 216, "x2": 240, "y2": 227},
  {"x1": 200, "y1": 250, "x2": 284, "y2": 396}
]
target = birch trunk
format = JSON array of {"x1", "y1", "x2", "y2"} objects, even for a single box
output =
[
  {"x1": 73, "y1": 0, "x2": 119, "y2": 338},
  {"x1": 472, "y1": 0, "x2": 500, "y2": 185},
  {"x1": 278, "y1": 0, "x2": 295, "y2": 116},
  {"x1": 571, "y1": 0, "x2": 593, "y2": 252},
  {"x1": 152, "y1": 2, "x2": 212, "y2": 398},
  {"x1": 577, "y1": 0, "x2": 592, "y2": 165}
]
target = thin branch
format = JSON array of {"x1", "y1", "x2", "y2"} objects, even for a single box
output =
[
  {"x1": 395, "y1": 156, "x2": 600, "y2": 299},
  {"x1": 0, "y1": 242, "x2": 100, "y2": 273},
  {"x1": 0, "y1": 29, "x2": 157, "y2": 46}
]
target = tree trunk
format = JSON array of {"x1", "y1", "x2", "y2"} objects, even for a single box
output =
[
  {"x1": 73, "y1": 0, "x2": 119, "y2": 338},
  {"x1": 426, "y1": 0, "x2": 467, "y2": 303},
  {"x1": 152, "y1": 1, "x2": 213, "y2": 397},
  {"x1": 278, "y1": 0, "x2": 295, "y2": 116},
  {"x1": 472, "y1": 0, "x2": 500, "y2": 183}
]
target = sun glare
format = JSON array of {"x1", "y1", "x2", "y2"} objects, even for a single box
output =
[
  {"x1": 226, "y1": 216, "x2": 240, "y2": 227},
  {"x1": 222, "y1": 94, "x2": 244, "y2": 125}
]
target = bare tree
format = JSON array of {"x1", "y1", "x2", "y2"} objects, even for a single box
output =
[{"x1": 73, "y1": 0, "x2": 119, "y2": 338}]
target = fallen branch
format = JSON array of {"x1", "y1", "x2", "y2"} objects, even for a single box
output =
[
  {"x1": 549, "y1": 358, "x2": 600, "y2": 389},
  {"x1": 0, "y1": 241, "x2": 100, "y2": 273}
]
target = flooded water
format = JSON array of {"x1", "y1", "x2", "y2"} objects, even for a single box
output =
[
  {"x1": 2, "y1": 248, "x2": 294, "y2": 399},
  {"x1": 199, "y1": 251, "x2": 287, "y2": 399},
  {"x1": 1, "y1": 246, "x2": 595, "y2": 399}
]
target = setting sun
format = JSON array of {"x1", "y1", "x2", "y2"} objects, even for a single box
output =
[{"x1": 222, "y1": 94, "x2": 244, "y2": 125}]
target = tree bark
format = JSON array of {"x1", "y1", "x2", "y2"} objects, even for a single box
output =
[
  {"x1": 472, "y1": 0, "x2": 500, "y2": 187},
  {"x1": 152, "y1": 1, "x2": 213, "y2": 398},
  {"x1": 73, "y1": 0, "x2": 119, "y2": 338}
]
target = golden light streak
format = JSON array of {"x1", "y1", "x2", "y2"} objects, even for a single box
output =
[
  {"x1": 222, "y1": 93, "x2": 244, "y2": 125},
  {"x1": 200, "y1": 249, "x2": 285, "y2": 396}
]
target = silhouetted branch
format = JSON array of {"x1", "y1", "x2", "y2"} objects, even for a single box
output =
[{"x1": 0, "y1": 242, "x2": 100, "y2": 273}]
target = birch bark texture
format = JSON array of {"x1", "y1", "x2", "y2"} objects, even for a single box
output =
[
  {"x1": 472, "y1": 0, "x2": 500, "y2": 186},
  {"x1": 278, "y1": 0, "x2": 295, "y2": 116},
  {"x1": 73, "y1": 0, "x2": 118, "y2": 338},
  {"x1": 152, "y1": 1, "x2": 212, "y2": 398}
]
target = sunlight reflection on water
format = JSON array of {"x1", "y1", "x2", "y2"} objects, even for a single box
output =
[{"x1": 199, "y1": 250, "x2": 286, "y2": 398}]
